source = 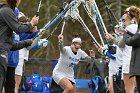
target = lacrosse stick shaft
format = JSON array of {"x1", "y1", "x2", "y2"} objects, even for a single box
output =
[
  {"x1": 102, "y1": 0, "x2": 118, "y2": 33},
  {"x1": 102, "y1": 0, "x2": 118, "y2": 23},
  {"x1": 60, "y1": 21, "x2": 66, "y2": 35},
  {"x1": 36, "y1": 0, "x2": 42, "y2": 16},
  {"x1": 46, "y1": 18, "x2": 65, "y2": 40},
  {"x1": 96, "y1": 14, "x2": 110, "y2": 45},
  {"x1": 43, "y1": 1, "x2": 76, "y2": 31},
  {"x1": 43, "y1": 13, "x2": 59, "y2": 29},
  {"x1": 76, "y1": 13, "x2": 101, "y2": 48},
  {"x1": 33, "y1": 1, "x2": 76, "y2": 40},
  {"x1": 27, "y1": 1, "x2": 78, "y2": 50},
  {"x1": 94, "y1": 21, "x2": 105, "y2": 46},
  {"x1": 83, "y1": 3, "x2": 104, "y2": 46},
  {"x1": 88, "y1": 0, "x2": 109, "y2": 45},
  {"x1": 91, "y1": 0, "x2": 108, "y2": 34}
]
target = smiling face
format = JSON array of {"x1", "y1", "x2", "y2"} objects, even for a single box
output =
[{"x1": 71, "y1": 42, "x2": 81, "y2": 52}]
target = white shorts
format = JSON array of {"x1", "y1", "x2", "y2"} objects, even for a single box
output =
[
  {"x1": 109, "y1": 68, "x2": 118, "y2": 77},
  {"x1": 15, "y1": 58, "x2": 24, "y2": 76},
  {"x1": 53, "y1": 73, "x2": 75, "y2": 84},
  {"x1": 122, "y1": 64, "x2": 130, "y2": 74},
  {"x1": 108, "y1": 62, "x2": 120, "y2": 77},
  {"x1": 15, "y1": 65, "x2": 23, "y2": 76}
]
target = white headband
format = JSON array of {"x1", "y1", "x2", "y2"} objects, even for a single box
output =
[{"x1": 72, "y1": 37, "x2": 82, "y2": 43}]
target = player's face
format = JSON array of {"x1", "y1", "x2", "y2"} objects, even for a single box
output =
[
  {"x1": 121, "y1": 14, "x2": 131, "y2": 26},
  {"x1": 71, "y1": 42, "x2": 81, "y2": 52}
]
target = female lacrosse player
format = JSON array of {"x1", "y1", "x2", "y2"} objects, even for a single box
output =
[
  {"x1": 106, "y1": 6, "x2": 139, "y2": 93},
  {"x1": 123, "y1": 6, "x2": 140, "y2": 93},
  {"x1": 105, "y1": 33, "x2": 123, "y2": 93},
  {"x1": 53, "y1": 33, "x2": 95, "y2": 93},
  {"x1": 121, "y1": 7, "x2": 138, "y2": 93}
]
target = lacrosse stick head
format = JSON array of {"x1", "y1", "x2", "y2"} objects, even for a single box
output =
[
  {"x1": 64, "y1": 0, "x2": 81, "y2": 21},
  {"x1": 84, "y1": 1, "x2": 96, "y2": 19},
  {"x1": 80, "y1": 0, "x2": 85, "y2": 3}
]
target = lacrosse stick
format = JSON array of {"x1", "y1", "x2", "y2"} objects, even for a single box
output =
[
  {"x1": 36, "y1": 0, "x2": 42, "y2": 16},
  {"x1": 83, "y1": 1, "x2": 105, "y2": 46},
  {"x1": 65, "y1": 2, "x2": 101, "y2": 48},
  {"x1": 87, "y1": 0, "x2": 109, "y2": 45},
  {"x1": 27, "y1": 0, "x2": 78, "y2": 50},
  {"x1": 90, "y1": 0, "x2": 108, "y2": 34},
  {"x1": 60, "y1": 21, "x2": 66, "y2": 35}
]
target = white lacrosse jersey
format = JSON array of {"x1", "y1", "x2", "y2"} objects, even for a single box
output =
[
  {"x1": 122, "y1": 24, "x2": 138, "y2": 64},
  {"x1": 53, "y1": 46, "x2": 88, "y2": 81},
  {"x1": 125, "y1": 24, "x2": 138, "y2": 34},
  {"x1": 109, "y1": 45, "x2": 123, "y2": 76}
]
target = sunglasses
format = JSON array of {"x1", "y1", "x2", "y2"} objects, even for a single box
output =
[{"x1": 119, "y1": 18, "x2": 127, "y2": 23}]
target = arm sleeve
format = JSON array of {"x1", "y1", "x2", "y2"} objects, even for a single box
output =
[
  {"x1": 80, "y1": 50, "x2": 88, "y2": 58},
  {"x1": 124, "y1": 32, "x2": 140, "y2": 47},
  {"x1": 84, "y1": 56, "x2": 97, "y2": 63},
  {"x1": 112, "y1": 37, "x2": 120, "y2": 45},
  {"x1": 10, "y1": 39, "x2": 32, "y2": 51},
  {"x1": 0, "y1": 7, "x2": 32, "y2": 34},
  {"x1": 117, "y1": 38, "x2": 125, "y2": 48},
  {"x1": 19, "y1": 30, "x2": 39, "y2": 40},
  {"x1": 112, "y1": 36, "x2": 125, "y2": 48},
  {"x1": 58, "y1": 41, "x2": 66, "y2": 53}
]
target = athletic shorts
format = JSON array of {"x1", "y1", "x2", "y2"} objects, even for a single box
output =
[
  {"x1": 108, "y1": 64, "x2": 119, "y2": 77},
  {"x1": 15, "y1": 58, "x2": 24, "y2": 76},
  {"x1": 53, "y1": 73, "x2": 75, "y2": 84},
  {"x1": 122, "y1": 64, "x2": 130, "y2": 74}
]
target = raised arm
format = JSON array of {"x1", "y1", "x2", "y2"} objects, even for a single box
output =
[
  {"x1": 0, "y1": 7, "x2": 39, "y2": 34},
  {"x1": 106, "y1": 33, "x2": 125, "y2": 48},
  {"x1": 58, "y1": 34, "x2": 66, "y2": 53},
  {"x1": 19, "y1": 30, "x2": 39, "y2": 40}
]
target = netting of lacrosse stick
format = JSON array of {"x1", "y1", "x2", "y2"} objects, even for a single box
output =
[
  {"x1": 27, "y1": 1, "x2": 78, "y2": 50},
  {"x1": 64, "y1": 0, "x2": 102, "y2": 48},
  {"x1": 28, "y1": 0, "x2": 111, "y2": 51},
  {"x1": 82, "y1": 1, "x2": 105, "y2": 46},
  {"x1": 83, "y1": 0, "x2": 110, "y2": 45}
]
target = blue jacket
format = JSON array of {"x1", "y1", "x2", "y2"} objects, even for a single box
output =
[{"x1": 7, "y1": 31, "x2": 39, "y2": 67}]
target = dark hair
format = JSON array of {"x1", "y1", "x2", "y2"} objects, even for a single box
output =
[
  {"x1": 72, "y1": 32, "x2": 80, "y2": 38},
  {"x1": 7, "y1": 0, "x2": 17, "y2": 10}
]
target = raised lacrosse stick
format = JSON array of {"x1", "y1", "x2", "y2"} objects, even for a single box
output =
[
  {"x1": 36, "y1": 0, "x2": 42, "y2": 16},
  {"x1": 83, "y1": 1, "x2": 105, "y2": 46},
  {"x1": 64, "y1": 1, "x2": 101, "y2": 48}
]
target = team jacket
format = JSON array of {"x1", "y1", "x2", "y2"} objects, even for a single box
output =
[{"x1": 0, "y1": 4, "x2": 32, "y2": 51}]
